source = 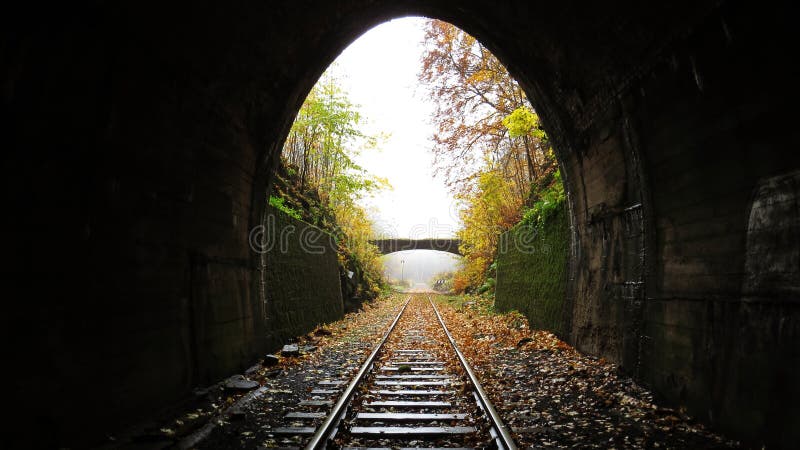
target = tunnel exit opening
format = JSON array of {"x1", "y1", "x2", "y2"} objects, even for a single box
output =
[
  {"x1": 380, "y1": 249, "x2": 463, "y2": 292},
  {"x1": 262, "y1": 16, "x2": 573, "y2": 339}
]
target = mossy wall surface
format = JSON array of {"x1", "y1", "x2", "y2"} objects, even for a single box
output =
[{"x1": 496, "y1": 205, "x2": 569, "y2": 336}]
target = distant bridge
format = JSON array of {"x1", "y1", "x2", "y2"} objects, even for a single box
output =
[{"x1": 370, "y1": 238, "x2": 462, "y2": 256}]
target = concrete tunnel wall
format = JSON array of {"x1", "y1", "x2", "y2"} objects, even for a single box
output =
[{"x1": 2, "y1": 0, "x2": 799, "y2": 446}]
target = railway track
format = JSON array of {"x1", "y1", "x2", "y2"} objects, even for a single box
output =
[{"x1": 270, "y1": 294, "x2": 517, "y2": 449}]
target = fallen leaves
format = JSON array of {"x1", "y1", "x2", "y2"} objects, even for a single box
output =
[
  {"x1": 434, "y1": 294, "x2": 740, "y2": 449},
  {"x1": 132, "y1": 293, "x2": 740, "y2": 449}
]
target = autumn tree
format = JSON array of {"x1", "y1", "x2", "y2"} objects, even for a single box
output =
[
  {"x1": 418, "y1": 20, "x2": 555, "y2": 202},
  {"x1": 454, "y1": 163, "x2": 523, "y2": 290},
  {"x1": 419, "y1": 20, "x2": 561, "y2": 293},
  {"x1": 283, "y1": 69, "x2": 389, "y2": 206},
  {"x1": 280, "y1": 68, "x2": 389, "y2": 299}
]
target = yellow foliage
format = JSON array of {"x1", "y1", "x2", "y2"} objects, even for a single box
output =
[
  {"x1": 455, "y1": 166, "x2": 522, "y2": 290},
  {"x1": 333, "y1": 200, "x2": 385, "y2": 293}
]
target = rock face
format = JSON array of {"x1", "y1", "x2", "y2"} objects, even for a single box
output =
[
  {"x1": 3, "y1": 0, "x2": 800, "y2": 447},
  {"x1": 264, "y1": 206, "x2": 344, "y2": 350}
]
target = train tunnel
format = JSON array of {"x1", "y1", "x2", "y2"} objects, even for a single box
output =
[{"x1": 2, "y1": 0, "x2": 798, "y2": 446}]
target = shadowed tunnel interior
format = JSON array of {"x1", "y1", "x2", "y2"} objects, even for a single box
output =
[{"x1": 2, "y1": 0, "x2": 799, "y2": 447}]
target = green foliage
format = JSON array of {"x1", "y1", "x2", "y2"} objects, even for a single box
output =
[
  {"x1": 520, "y1": 169, "x2": 565, "y2": 228},
  {"x1": 269, "y1": 195, "x2": 302, "y2": 220},
  {"x1": 284, "y1": 69, "x2": 389, "y2": 207},
  {"x1": 476, "y1": 277, "x2": 496, "y2": 295},
  {"x1": 430, "y1": 271, "x2": 455, "y2": 293},
  {"x1": 436, "y1": 293, "x2": 497, "y2": 316},
  {"x1": 278, "y1": 69, "x2": 390, "y2": 301}
]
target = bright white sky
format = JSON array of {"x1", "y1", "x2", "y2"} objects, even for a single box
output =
[{"x1": 328, "y1": 17, "x2": 461, "y2": 239}]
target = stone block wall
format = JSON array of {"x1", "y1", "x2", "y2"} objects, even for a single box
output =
[{"x1": 263, "y1": 206, "x2": 344, "y2": 349}]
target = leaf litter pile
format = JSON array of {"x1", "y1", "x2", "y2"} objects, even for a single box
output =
[{"x1": 434, "y1": 294, "x2": 740, "y2": 449}]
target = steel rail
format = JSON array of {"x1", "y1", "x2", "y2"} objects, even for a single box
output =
[
  {"x1": 429, "y1": 296, "x2": 518, "y2": 450},
  {"x1": 304, "y1": 296, "x2": 411, "y2": 449}
]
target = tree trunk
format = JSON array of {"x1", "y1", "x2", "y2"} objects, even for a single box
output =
[{"x1": 522, "y1": 134, "x2": 537, "y2": 184}]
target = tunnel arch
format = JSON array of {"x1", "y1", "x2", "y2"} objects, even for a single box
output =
[
  {"x1": 4, "y1": 1, "x2": 800, "y2": 447},
  {"x1": 252, "y1": 6, "x2": 584, "y2": 248},
  {"x1": 254, "y1": 2, "x2": 649, "y2": 383},
  {"x1": 254, "y1": 7, "x2": 648, "y2": 366}
]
